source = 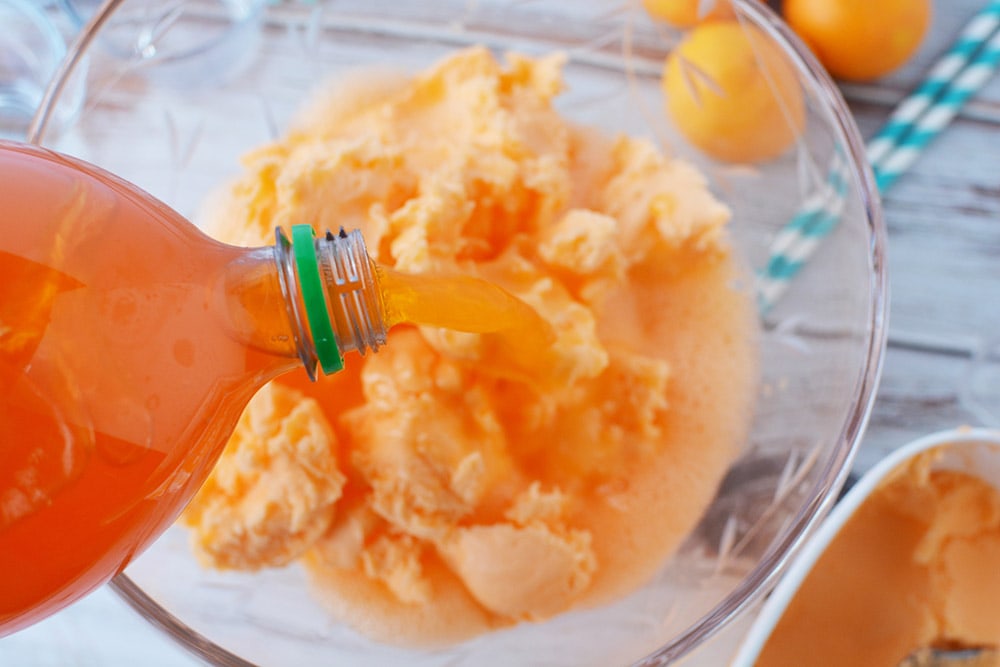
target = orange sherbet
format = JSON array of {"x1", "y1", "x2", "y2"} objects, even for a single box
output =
[
  {"x1": 184, "y1": 47, "x2": 758, "y2": 645},
  {"x1": 757, "y1": 452, "x2": 1000, "y2": 666}
]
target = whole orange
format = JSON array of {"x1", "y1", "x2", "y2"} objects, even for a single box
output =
[
  {"x1": 662, "y1": 21, "x2": 805, "y2": 163},
  {"x1": 783, "y1": 0, "x2": 931, "y2": 81}
]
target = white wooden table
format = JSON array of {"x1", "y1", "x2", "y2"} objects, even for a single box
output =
[{"x1": 3, "y1": 0, "x2": 1000, "y2": 664}]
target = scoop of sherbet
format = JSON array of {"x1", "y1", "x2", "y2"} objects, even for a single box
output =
[
  {"x1": 342, "y1": 329, "x2": 521, "y2": 539},
  {"x1": 440, "y1": 483, "x2": 596, "y2": 620},
  {"x1": 182, "y1": 383, "x2": 345, "y2": 570}
]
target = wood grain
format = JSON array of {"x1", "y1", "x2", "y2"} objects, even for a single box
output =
[{"x1": 844, "y1": 0, "x2": 1000, "y2": 471}]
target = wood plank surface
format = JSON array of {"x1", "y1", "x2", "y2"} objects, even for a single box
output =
[{"x1": 848, "y1": 0, "x2": 1000, "y2": 468}]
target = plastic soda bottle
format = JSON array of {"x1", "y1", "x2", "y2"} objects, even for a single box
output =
[{"x1": 0, "y1": 140, "x2": 391, "y2": 635}]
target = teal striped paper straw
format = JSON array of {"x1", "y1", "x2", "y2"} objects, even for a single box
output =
[
  {"x1": 866, "y1": 0, "x2": 1000, "y2": 167},
  {"x1": 757, "y1": 2, "x2": 1000, "y2": 313},
  {"x1": 756, "y1": 152, "x2": 850, "y2": 310},
  {"x1": 873, "y1": 26, "x2": 1000, "y2": 190}
]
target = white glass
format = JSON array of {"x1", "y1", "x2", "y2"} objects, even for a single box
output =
[
  {"x1": 0, "y1": 0, "x2": 83, "y2": 138},
  {"x1": 58, "y1": 0, "x2": 265, "y2": 90}
]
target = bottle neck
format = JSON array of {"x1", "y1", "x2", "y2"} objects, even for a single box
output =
[{"x1": 273, "y1": 226, "x2": 388, "y2": 381}]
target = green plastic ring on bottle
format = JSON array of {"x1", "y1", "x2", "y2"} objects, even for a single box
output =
[{"x1": 291, "y1": 224, "x2": 344, "y2": 375}]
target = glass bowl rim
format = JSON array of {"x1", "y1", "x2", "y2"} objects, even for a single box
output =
[{"x1": 28, "y1": 0, "x2": 888, "y2": 664}]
